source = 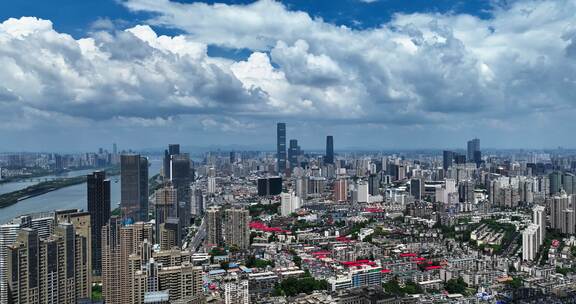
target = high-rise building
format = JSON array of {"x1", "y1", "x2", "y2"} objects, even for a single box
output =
[
  {"x1": 533, "y1": 205, "x2": 546, "y2": 246},
  {"x1": 0, "y1": 220, "x2": 29, "y2": 304},
  {"x1": 163, "y1": 144, "x2": 180, "y2": 179},
  {"x1": 87, "y1": 171, "x2": 110, "y2": 275},
  {"x1": 288, "y1": 139, "x2": 301, "y2": 168},
  {"x1": 453, "y1": 154, "x2": 466, "y2": 165},
  {"x1": 154, "y1": 185, "x2": 178, "y2": 243},
  {"x1": 333, "y1": 177, "x2": 348, "y2": 202},
  {"x1": 205, "y1": 207, "x2": 223, "y2": 247},
  {"x1": 208, "y1": 176, "x2": 217, "y2": 194},
  {"x1": 368, "y1": 174, "x2": 380, "y2": 196},
  {"x1": 325, "y1": 136, "x2": 334, "y2": 164},
  {"x1": 522, "y1": 224, "x2": 539, "y2": 261},
  {"x1": 159, "y1": 218, "x2": 181, "y2": 250},
  {"x1": 190, "y1": 185, "x2": 204, "y2": 217},
  {"x1": 224, "y1": 208, "x2": 251, "y2": 250},
  {"x1": 130, "y1": 247, "x2": 203, "y2": 303},
  {"x1": 170, "y1": 153, "x2": 192, "y2": 204},
  {"x1": 0, "y1": 213, "x2": 59, "y2": 304},
  {"x1": 132, "y1": 258, "x2": 203, "y2": 303},
  {"x1": 281, "y1": 191, "x2": 301, "y2": 217},
  {"x1": 257, "y1": 177, "x2": 282, "y2": 196},
  {"x1": 277, "y1": 123, "x2": 287, "y2": 173},
  {"x1": 55, "y1": 210, "x2": 92, "y2": 298},
  {"x1": 357, "y1": 181, "x2": 369, "y2": 203},
  {"x1": 549, "y1": 192, "x2": 576, "y2": 234},
  {"x1": 549, "y1": 171, "x2": 562, "y2": 195},
  {"x1": 7, "y1": 223, "x2": 91, "y2": 304},
  {"x1": 467, "y1": 138, "x2": 480, "y2": 163},
  {"x1": 224, "y1": 273, "x2": 249, "y2": 304},
  {"x1": 121, "y1": 154, "x2": 149, "y2": 222},
  {"x1": 442, "y1": 150, "x2": 454, "y2": 171},
  {"x1": 295, "y1": 176, "x2": 309, "y2": 199},
  {"x1": 102, "y1": 217, "x2": 154, "y2": 304}
]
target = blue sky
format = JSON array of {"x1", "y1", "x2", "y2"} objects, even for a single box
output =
[
  {"x1": 0, "y1": 0, "x2": 494, "y2": 35},
  {"x1": 0, "y1": 0, "x2": 575, "y2": 152}
]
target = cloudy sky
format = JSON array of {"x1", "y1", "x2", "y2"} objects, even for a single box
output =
[{"x1": 0, "y1": 0, "x2": 575, "y2": 152}]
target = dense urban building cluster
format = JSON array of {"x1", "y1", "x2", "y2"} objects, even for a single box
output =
[{"x1": 4, "y1": 124, "x2": 576, "y2": 303}]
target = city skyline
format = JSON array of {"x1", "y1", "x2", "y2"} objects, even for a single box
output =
[{"x1": 0, "y1": 0, "x2": 575, "y2": 150}]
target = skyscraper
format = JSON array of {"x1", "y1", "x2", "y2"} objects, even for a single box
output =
[
  {"x1": 159, "y1": 218, "x2": 181, "y2": 250},
  {"x1": 191, "y1": 184, "x2": 204, "y2": 217},
  {"x1": 522, "y1": 224, "x2": 539, "y2": 261},
  {"x1": 325, "y1": 135, "x2": 334, "y2": 164},
  {"x1": 87, "y1": 171, "x2": 110, "y2": 275},
  {"x1": 288, "y1": 139, "x2": 300, "y2": 168},
  {"x1": 333, "y1": 177, "x2": 348, "y2": 202},
  {"x1": 170, "y1": 153, "x2": 191, "y2": 203},
  {"x1": 533, "y1": 205, "x2": 546, "y2": 246},
  {"x1": 467, "y1": 138, "x2": 480, "y2": 163},
  {"x1": 442, "y1": 150, "x2": 454, "y2": 171},
  {"x1": 281, "y1": 191, "x2": 301, "y2": 217},
  {"x1": 277, "y1": 123, "x2": 286, "y2": 173},
  {"x1": 121, "y1": 154, "x2": 149, "y2": 222},
  {"x1": 102, "y1": 217, "x2": 154, "y2": 304},
  {"x1": 163, "y1": 144, "x2": 180, "y2": 179},
  {"x1": 357, "y1": 181, "x2": 369, "y2": 203},
  {"x1": 257, "y1": 176, "x2": 282, "y2": 196},
  {"x1": 224, "y1": 208, "x2": 251, "y2": 250},
  {"x1": 170, "y1": 153, "x2": 192, "y2": 231},
  {"x1": 0, "y1": 214, "x2": 59, "y2": 304},
  {"x1": 205, "y1": 207, "x2": 223, "y2": 247},
  {"x1": 7, "y1": 223, "x2": 91, "y2": 304},
  {"x1": 131, "y1": 252, "x2": 203, "y2": 303},
  {"x1": 154, "y1": 185, "x2": 178, "y2": 243},
  {"x1": 55, "y1": 209, "x2": 92, "y2": 298}
]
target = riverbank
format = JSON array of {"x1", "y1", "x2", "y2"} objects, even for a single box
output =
[
  {"x1": 0, "y1": 167, "x2": 119, "y2": 209},
  {"x1": 0, "y1": 166, "x2": 107, "y2": 185}
]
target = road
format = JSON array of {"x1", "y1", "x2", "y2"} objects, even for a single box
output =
[{"x1": 188, "y1": 218, "x2": 206, "y2": 252}]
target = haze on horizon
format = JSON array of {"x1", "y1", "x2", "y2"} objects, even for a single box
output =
[{"x1": 0, "y1": 0, "x2": 575, "y2": 152}]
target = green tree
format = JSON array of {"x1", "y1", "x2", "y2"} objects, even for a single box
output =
[{"x1": 444, "y1": 277, "x2": 467, "y2": 294}]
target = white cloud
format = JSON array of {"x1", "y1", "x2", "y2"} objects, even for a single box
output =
[{"x1": 1, "y1": 0, "x2": 576, "y2": 149}]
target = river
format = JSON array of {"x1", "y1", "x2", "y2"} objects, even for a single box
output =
[
  {"x1": 0, "y1": 168, "x2": 99, "y2": 195},
  {"x1": 0, "y1": 158, "x2": 162, "y2": 224}
]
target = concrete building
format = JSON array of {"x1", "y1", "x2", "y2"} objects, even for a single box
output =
[
  {"x1": 224, "y1": 208, "x2": 250, "y2": 250},
  {"x1": 102, "y1": 217, "x2": 154, "y2": 304},
  {"x1": 205, "y1": 207, "x2": 223, "y2": 247},
  {"x1": 154, "y1": 185, "x2": 178, "y2": 243},
  {"x1": 281, "y1": 191, "x2": 301, "y2": 217},
  {"x1": 533, "y1": 205, "x2": 546, "y2": 246},
  {"x1": 223, "y1": 273, "x2": 249, "y2": 304},
  {"x1": 334, "y1": 177, "x2": 348, "y2": 202},
  {"x1": 522, "y1": 224, "x2": 539, "y2": 261},
  {"x1": 357, "y1": 181, "x2": 369, "y2": 203},
  {"x1": 7, "y1": 223, "x2": 91, "y2": 304}
]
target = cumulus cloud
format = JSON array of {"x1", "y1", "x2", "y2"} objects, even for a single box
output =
[
  {"x1": 1, "y1": 0, "x2": 576, "y2": 149},
  {"x1": 0, "y1": 17, "x2": 261, "y2": 123},
  {"x1": 120, "y1": 0, "x2": 576, "y2": 126}
]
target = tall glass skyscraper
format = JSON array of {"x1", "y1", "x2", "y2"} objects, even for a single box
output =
[
  {"x1": 467, "y1": 138, "x2": 480, "y2": 162},
  {"x1": 120, "y1": 154, "x2": 149, "y2": 222},
  {"x1": 277, "y1": 123, "x2": 286, "y2": 173},
  {"x1": 163, "y1": 144, "x2": 180, "y2": 179},
  {"x1": 325, "y1": 135, "x2": 334, "y2": 164},
  {"x1": 87, "y1": 171, "x2": 110, "y2": 275},
  {"x1": 288, "y1": 139, "x2": 300, "y2": 168}
]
